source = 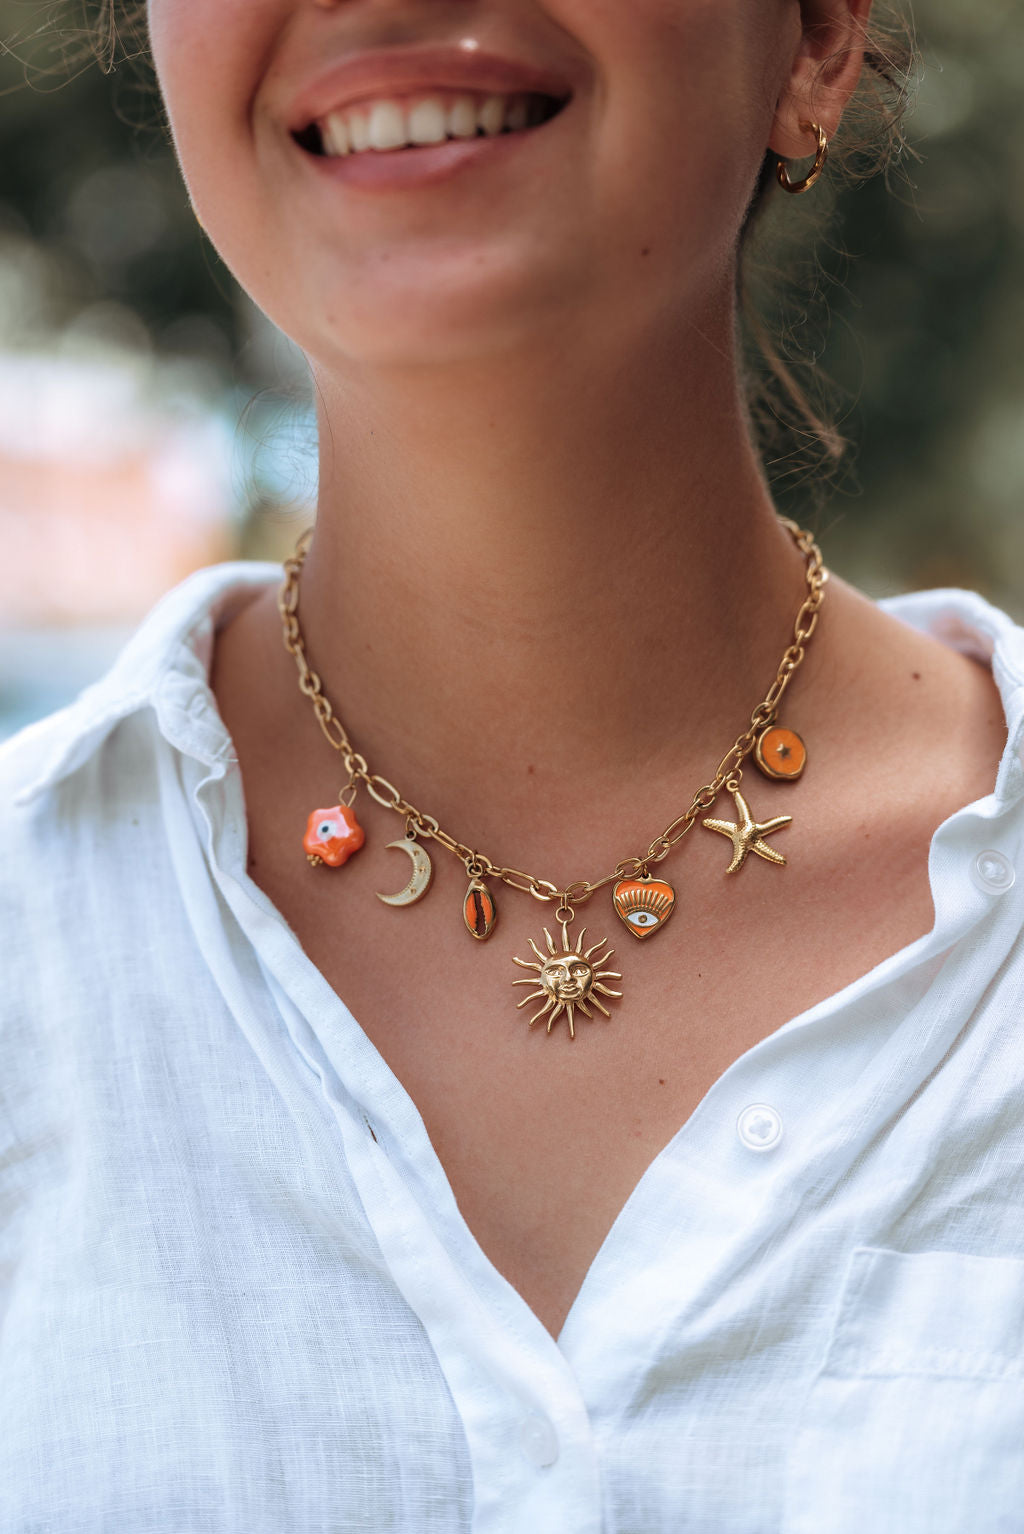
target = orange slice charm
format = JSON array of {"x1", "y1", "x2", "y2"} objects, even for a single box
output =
[
  {"x1": 612, "y1": 876, "x2": 676, "y2": 940},
  {"x1": 754, "y1": 725, "x2": 807, "y2": 781},
  {"x1": 303, "y1": 804, "x2": 366, "y2": 868}
]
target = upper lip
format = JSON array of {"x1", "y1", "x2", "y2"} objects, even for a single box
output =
[{"x1": 286, "y1": 45, "x2": 576, "y2": 130}]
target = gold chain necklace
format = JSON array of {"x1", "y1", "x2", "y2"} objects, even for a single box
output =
[{"x1": 278, "y1": 518, "x2": 827, "y2": 1039}]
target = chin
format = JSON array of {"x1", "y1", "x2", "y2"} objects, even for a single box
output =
[{"x1": 288, "y1": 250, "x2": 581, "y2": 371}]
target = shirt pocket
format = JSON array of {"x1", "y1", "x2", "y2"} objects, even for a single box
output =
[{"x1": 782, "y1": 1246, "x2": 1024, "y2": 1534}]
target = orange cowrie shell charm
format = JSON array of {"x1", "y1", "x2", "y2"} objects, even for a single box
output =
[
  {"x1": 303, "y1": 804, "x2": 366, "y2": 868},
  {"x1": 612, "y1": 877, "x2": 676, "y2": 940},
  {"x1": 464, "y1": 878, "x2": 497, "y2": 941}
]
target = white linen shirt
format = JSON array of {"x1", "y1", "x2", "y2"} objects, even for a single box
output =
[{"x1": 3, "y1": 562, "x2": 1024, "y2": 1534}]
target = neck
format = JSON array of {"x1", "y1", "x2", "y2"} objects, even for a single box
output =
[{"x1": 292, "y1": 290, "x2": 811, "y2": 872}]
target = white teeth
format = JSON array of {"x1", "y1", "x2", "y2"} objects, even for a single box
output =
[
  {"x1": 407, "y1": 97, "x2": 449, "y2": 145},
  {"x1": 477, "y1": 94, "x2": 506, "y2": 136},
  {"x1": 348, "y1": 110, "x2": 370, "y2": 152},
  {"x1": 447, "y1": 95, "x2": 479, "y2": 139},
  {"x1": 505, "y1": 96, "x2": 528, "y2": 131},
  {"x1": 367, "y1": 100, "x2": 407, "y2": 151},
  {"x1": 322, "y1": 113, "x2": 350, "y2": 156},
  {"x1": 316, "y1": 91, "x2": 543, "y2": 156}
]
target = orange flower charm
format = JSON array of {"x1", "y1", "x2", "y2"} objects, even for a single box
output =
[{"x1": 303, "y1": 805, "x2": 366, "y2": 868}]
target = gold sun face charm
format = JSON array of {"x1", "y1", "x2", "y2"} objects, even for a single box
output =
[{"x1": 512, "y1": 919, "x2": 623, "y2": 1040}]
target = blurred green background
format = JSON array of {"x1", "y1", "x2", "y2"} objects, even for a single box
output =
[{"x1": 0, "y1": 0, "x2": 1021, "y2": 734}]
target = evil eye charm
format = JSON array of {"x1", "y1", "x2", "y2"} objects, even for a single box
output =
[
  {"x1": 612, "y1": 877, "x2": 676, "y2": 940},
  {"x1": 303, "y1": 805, "x2": 366, "y2": 868}
]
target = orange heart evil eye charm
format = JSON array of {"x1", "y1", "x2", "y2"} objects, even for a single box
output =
[
  {"x1": 612, "y1": 877, "x2": 676, "y2": 940},
  {"x1": 303, "y1": 805, "x2": 366, "y2": 868},
  {"x1": 754, "y1": 725, "x2": 807, "y2": 781}
]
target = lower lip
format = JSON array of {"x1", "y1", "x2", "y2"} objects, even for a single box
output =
[{"x1": 299, "y1": 117, "x2": 562, "y2": 192}]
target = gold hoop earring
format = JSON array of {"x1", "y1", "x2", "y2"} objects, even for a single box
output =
[{"x1": 776, "y1": 122, "x2": 829, "y2": 196}]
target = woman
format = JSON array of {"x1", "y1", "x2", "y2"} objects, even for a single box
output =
[{"x1": 3, "y1": 0, "x2": 1023, "y2": 1528}]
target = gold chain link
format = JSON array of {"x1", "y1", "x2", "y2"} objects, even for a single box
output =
[{"x1": 278, "y1": 518, "x2": 827, "y2": 906}]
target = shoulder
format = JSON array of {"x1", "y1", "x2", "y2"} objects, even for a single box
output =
[
  {"x1": 1, "y1": 559, "x2": 280, "y2": 795},
  {"x1": 878, "y1": 587, "x2": 1024, "y2": 692},
  {"x1": 877, "y1": 586, "x2": 1024, "y2": 799},
  {"x1": 0, "y1": 557, "x2": 279, "y2": 921}
]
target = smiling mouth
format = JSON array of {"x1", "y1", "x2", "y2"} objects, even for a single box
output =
[{"x1": 292, "y1": 91, "x2": 569, "y2": 159}]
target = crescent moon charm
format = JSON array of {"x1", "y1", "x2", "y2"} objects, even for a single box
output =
[{"x1": 376, "y1": 836, "x2": 434, "y2": 907}]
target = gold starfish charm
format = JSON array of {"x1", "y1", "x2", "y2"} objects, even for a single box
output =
[{"x1": 702, "y1": 785, "x2": 791, "y2": 873}]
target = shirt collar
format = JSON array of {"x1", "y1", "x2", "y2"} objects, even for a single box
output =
[
  {"x1": 14, "y1": 570, "x2": 1024, "y2": 809},
  {"x1": 14, "y1": 560, "x2": 280, "y2": 806}
]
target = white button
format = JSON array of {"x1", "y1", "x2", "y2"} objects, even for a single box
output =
[
  {"x1": 972, "y1": 849, "x2": 1015, "y2": 895},
  {"x1": 519, "y1": 1413, "x2": 559, "y2": 1468},
  {"x1": 737, "y1": 1104, "x2": 783, "y2": 1152}
]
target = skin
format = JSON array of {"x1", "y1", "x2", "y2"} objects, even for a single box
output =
[{"x1": 149, "y1": 0, "x2": 1007, "y2": 1339}]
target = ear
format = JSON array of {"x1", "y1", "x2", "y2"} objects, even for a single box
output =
[{"x1": 769, "y1": 0, "x2": 874, "y2": 158}]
